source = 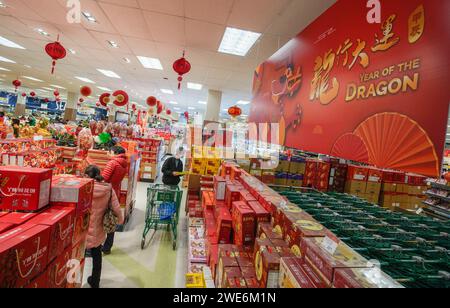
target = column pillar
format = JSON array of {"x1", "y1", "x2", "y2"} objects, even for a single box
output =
[
  {"x1": 14, "y1": 93, "x2": 26, "y2": 116},
  {"x1": 108, "y1": 105, "x2": 116, "y2": 122},
  {"x1": 64, "y1": 92, "x2": 78, "y2": 122},
  {"x1": 205, "y1": 89, "x2": 222, "y2": 122}
]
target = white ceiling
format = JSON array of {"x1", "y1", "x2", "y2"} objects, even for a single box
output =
[{"x1": 0, "y1": 0, "x2": 335, "y2": 118}]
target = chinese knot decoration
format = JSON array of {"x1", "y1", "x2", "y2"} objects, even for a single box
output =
[
  {"x1": 173, "y1": 51, "x2": 191, "y2": 90},
  {"x1": 228, "y1": 106, "x2": 242, "y2": 118},
  {"x1": 12, "y1": 79, "x2": 21, "y2": 92},
  {"x1": 45, "y1": 35, "x2": 67, "y2": 74}
]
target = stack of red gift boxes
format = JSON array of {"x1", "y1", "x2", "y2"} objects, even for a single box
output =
[
  {"x1": 0, "y1": 166, "x2": 94, "y2": 288},
  {"x1": 303, "y1": 159, "x2": 331, "y2": 192},
  {"x1": 186, "y1": 161, "x2": 401, "y2": 288}
]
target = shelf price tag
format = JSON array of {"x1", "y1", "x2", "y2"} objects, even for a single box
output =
[{"x1": 321, "y1": 236, "x2": 339, "y2": 255}]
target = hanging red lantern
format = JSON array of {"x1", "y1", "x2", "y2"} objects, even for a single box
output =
[
  {"x1": 53, "y1": 90, "x2": 59, "y2": 97},
  {"x1": 228, "y1": 105, "x2": 242, "y2": 118},
  {"x1": 44, "y1": 98, "x2": 49, "y2": 103},
  {"x1": 157, "y1": 104, "x2": 163, "y2": 114},
  {"x1": 45, "y1": 35, "x2": 67, "y2": 74},
  {"x1": 12, "y1": 79, "x2": 21, "y2": 92},
  {"x1": 184, "y1": 111, "x2": 189, "y2": 119},
  {"x1": 146, "y1": 96, "x2": 157, "y2": 107},
  {"x1": 79, "y1": 98, "x2": 84, "y2": 103},
  {"x1": 21, "y1": 93, "x2": 27, "y2": 97},
  {"x1": 99, "y1": 93, "x2": 111, "y2": 107},
  {"x1": 30, "y1": 92, "x2": 36, "y2": 97},
  {"x1": 113, "y1": 90, "x2": 129, "y2": 107},
  {"x1": 80, "y1": 86, "x2": 92, "y2": 97},
  {"x1": 166, "y1": 109, "x2": 172, "y2": 116},
  {"x1": 132, "y1": 103, "x2": 137, "y2": 111},
  {"x1": 173, "y1": 51, "x2": 191, "y2": 90},
  {"x1": 96, "y1": 102, "x2": 101, "y2": 107}
]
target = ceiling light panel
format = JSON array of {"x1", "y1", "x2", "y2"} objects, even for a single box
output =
[
  {"x1": 97, "y1": 69, "x2": 121, "y2": 79},
  {"x1": 0, "y1": 36, "x2": 25, "y2": 49},
  {"x1": 187, "y1": 82, "x2": 203, "y2": 90},
  {"x1": 218, "y1": 27, "x2": 262, "y2": 57},
  {"x1": 97, "y1": 86, "x2": 111, "y2": 91},
  {"x1": 22, "y1": 76, "x2": 44, "y2": 82},
  {"x1": 82, "y1": 12, "x2": 97, "y2": 23},
  {"x1": 161, "y1": 89, "x2": 173, "y2": 95},
  {"x1": 75, "y1": 76, "x2": 95, "y2": 84},
  {"x1": 0, "y1": 56, "x2": 15, "y2": 63},
  {"x1": 137, "y1": 56, "x2": 163, "y2": 70}
]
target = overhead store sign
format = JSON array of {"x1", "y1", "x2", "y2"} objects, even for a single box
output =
[{"x1": 249, "y1": 0, "x2": 450, "y2": 177}]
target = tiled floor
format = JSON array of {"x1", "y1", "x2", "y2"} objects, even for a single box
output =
[{"x1": 82, "y1": 181, "x2": 188, "y2": 288}]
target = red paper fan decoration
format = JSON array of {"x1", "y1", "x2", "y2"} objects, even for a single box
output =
[
  {"x1": 113, "y1": 90, "x2": 129, "y2": 107},
  {"x1": 354, "y1": 112, "x2": 440, "y2": 177},
  {"x1": 45, "y1": 35, "x2": 66, "y2": 74},
  {"x1": 99, "y1": 93, "x2": 111, "y2": 107},
  {"x1": 146, "y1": 96, "x2": 157, "y2": 107},
  {"x1": 80, "y1": 86, "x2": 92, "y2": 97},
  {"x1": 331, "y1": 133, "x2": 369, "y2": 163},
  {"x1": 12, "y1": 79, "x2": 21, "y2": 92},
  {"x1": 173, "y1": 51, "x2": 191, "y2": 90}
]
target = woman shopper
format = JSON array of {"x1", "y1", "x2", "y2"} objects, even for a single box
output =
[
  {"x1": 84, "y1": 165, "x2": 123, "y2": 288},
  {"x1": 101, "y1": 146, "x2": 127, "y2": 254}
]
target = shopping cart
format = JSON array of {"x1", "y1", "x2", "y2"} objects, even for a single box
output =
[{"x1": 141, "y1": 184, "x2": 183, "y2": 250}]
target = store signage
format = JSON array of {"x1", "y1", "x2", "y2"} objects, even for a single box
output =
[{"x1": 249, "y1": 0, "x2": 449, "y2": 177}]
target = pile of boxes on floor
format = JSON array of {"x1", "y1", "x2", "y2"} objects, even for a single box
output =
[
  {"x1": 185, "y1": 162, "x2": 402, "y2": 288},
  {"x1": 0, "y1": 166, "x2": 94, "y2": 288}
]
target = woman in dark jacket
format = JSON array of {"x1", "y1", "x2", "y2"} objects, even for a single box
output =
[{"x1": 161, "y1": 147, "x2": 185, "y2": 186}]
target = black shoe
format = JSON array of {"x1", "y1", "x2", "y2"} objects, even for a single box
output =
[
  {"x1": 87, "y1": 276, "x2": 99, "y2": 289},
  {"x1": 102, "y1": 250, "x2": 111, "y2": 255}
]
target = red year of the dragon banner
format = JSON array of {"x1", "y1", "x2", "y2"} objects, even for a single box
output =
[{"x1": 249, "y1": 0, "x2": 450, "y2": 177}]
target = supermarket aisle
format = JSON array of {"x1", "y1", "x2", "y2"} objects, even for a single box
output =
[{"x1": 82, "y1": 182, "x2": 188, "y2": 288}]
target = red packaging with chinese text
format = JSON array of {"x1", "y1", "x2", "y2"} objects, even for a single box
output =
[
  {"x1": 0, "y1": 166, "x2": 52, "y2": 212},
  {"x1": 47, "y1": 246, "x2": 71, "y2": 289},
  {"x1": 225, "y1": 185, "x2": 243, "y2": 209},
  {"x1": 214, "y1": 176, "x2": 227, "y2": 201},
  {"x1": 248, "y1": 201, "x2": 270, "y2": 228},
  {"x1": 27, "y1": 207, "x2": 75, "y2": 263},
  {"x1": 0, "y1": 212, "x2": 38, "y2": 227},
  {"x1": 232, "y1": 201, "x2": 256, "y2": 246},
  {"x1": 0, "y1": 222, "x2": 14, "y2": 234},
  {"x1": 0, "y1": 224, "x2": 51, "y2": 288},
  {"x1": 216, "y1": 208, "x2": 232, "y2": 244},
  {"x1": 24, "y1": 270, "x2": 48, "y2": 288},
  {"x1": 50, "y1": 176, "x2": 94, "y2": 216}
]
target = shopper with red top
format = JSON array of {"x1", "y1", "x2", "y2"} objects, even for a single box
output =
[
  {"x1": 84, "y1": 165, "x2": 124, "y2": 288},
  {"x1": 101, "y1": 146, "x2": 127, "y2": 255}
]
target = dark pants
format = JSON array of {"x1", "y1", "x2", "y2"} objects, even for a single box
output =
[
  {"x1": 90, "y1": 245, "x2": 102, "y2": 288},
  {"x1": 103, "y1": 232, "x2": 115, "y2": 252}
]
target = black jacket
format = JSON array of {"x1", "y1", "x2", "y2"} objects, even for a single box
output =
[{"x1": 161, "y1": 156, "x2": 184, "y2": 186}]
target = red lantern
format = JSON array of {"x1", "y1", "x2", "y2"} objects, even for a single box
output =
[
  {"x1": 30, "y1": 92, "x2": 36, "y2": 97},
  {"x1": 173, "y1": 51, "x2": 191, "y2": 90},
  {"x1": 146, "y1": 96, "x2": 157, "y2": 107},
  {"x1": 12, "y1": 79, "x2": 21, "y2": 92},
  {"x1": 157, "y1": 104, "x2": 163, "y2": 114},
  {"x1": 79, "y1": 98, "x2": 84, "y2": 103},
  {"x1": 228, "y1": 105, "x2": 242, "y2": 118},
  {"x1": 184, "y1": 111, "x2": 189, "y2": 119},
  {"x1": 132, "y1": 103, "x2": 137, "y2": 111},
  {"x1": 45, "y1": 35, "x2": 67, "y2": 74},
  {"x1": 96, "y1": 102, "x2": 101, "y2": 107},
  {"x1": 44, "y1": 98, "x2": 49, "y2": 103},
  {"x1": 21, "y1": 93, "x2": 27, "y2": 97},
  {"x1": 80, "y1": 86, "x2": 92, "y2": 97},
  {"x1": 113, "y1": 90, "x2": 129, "y2": 107},
  {"x1": 99, "y1": 93, "x2": 111, "y2": 107},
  {"x1": 53, "y1": 90, "x2": 59, "y2": 97},
  {"x1": 166, "y1": 109, "x2": 172, "y2": 116}
]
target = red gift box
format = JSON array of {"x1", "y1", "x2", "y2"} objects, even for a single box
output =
[
  {"x1": 214, "y1": 176, "x2": 227, "y2": 201},
  {"x1": 0, "y1": 212, "x2": 8, "y2": 218},
  {"x1": 27, "y1": 207, "x2": 75, "y2": 263},
  {"x1": 216, "y1": 208, "x2": 232, "y2": 244},
  {"x1": 0, "y1": 166, "x2": 52, "y2": 212},
  {"x1": 225, "y1": 276, "x2": 247, "y2": 288},
  {"x1": 240, "y1": 190, "x2": 257, "y2": 205},
  {"x1": 0, "y1": 224, "x2": 51, "y2": 288},
  {"x1": 247, "y1": 201, "x2": 270, "y2": 227},
  {"x1": 241, "y1": 266, "x2": 257, "y2": 279},
  {"x1": 232, "y1": 201, "x2": 255, "y2": 246},
  {"x1": 66, "y1": 259, "x2": 85, "y2": 289},
  {"x1": 230, "y1": 167, "x2": 242, "y2": 181},
  {"x1": 0, "y1": 222, "x2": 14, "y2": 234},
  {"x1": 257, "y1": 222, "x2": 283, "y2": 241},
  {"x1": 71, "y1": 209, "x2": 91, "y2": 246},
  {"x1": 347, "y1": 165, "x2": 369, "y2": 181},
  {"x1": 244, "y1": 277, "x2": 259, "y2": 288},
  {"x1": 225, "y1": 184, "x2": 243, "y2": 209},
  {"x1": 24, "y1": 270, "x2": 48, "y2": 288},
  {"x1": 0, "y1": 212, "x2": 37, "y2": 226},
  {"x1": 47, "y1": 246, "x2": 71, "y2": 289},
  {"x1": 50, "y1": 176, "x2": 94, "y2": 216}
]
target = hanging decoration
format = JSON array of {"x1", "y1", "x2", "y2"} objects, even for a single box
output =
[
  {"x1": 53, "y1": 90, "x2": 60, "y2": 98},
  {"x1": 21, "y1": 93, "x2": 27, "y2": 97},
  {"x1": 148, "y1": 107, "x2": 156, "y2": 116},
  {"x1": 45, "y1": 35, "x2": 67, "y2": 74},
  {"x1": 80, "y1": 86, "x2": 92, "y2": 97},
  {"x1": 173, "y1": 51, "x2": 191, "y2": 90},
  {"x1": 99, "y1": 93, "x2": 111, "y2": 107},
  {"x1": 30, "y1": 92, "x2": 36, "y2": 97},
  {"x1": 96, "y1": 102, "x2": 101, "y2": 107},
  {"x1": 157, "y1": 104, "x2": 164, "y2": 114},
  {"x1": 228, "y1": 105, "x2": 242, "y2": 118},
  {"x1": 79, "y1": 98, "x2": 84, "y2": 103},
  {"x1": 44, "y1": 98, "x2": 49, "y2": 103},
  {"x1": 12, "y1": 79, "x2": 21, "y2": 92},
  {"x1": 131, "y1": 103, "x2": 137, "y2": 111},
  {"x1": 112, "y1": 90, "x2": 129, "y2": 107},
  {"x1": 146, "y1": 96, "x2": 157, "y2": 107},
  {"x1": 166, "y1": 109, "x2": 172, "y2": 116},
  {"x1": 184, "y1": 111, "x2": 189, "y2": 121}
]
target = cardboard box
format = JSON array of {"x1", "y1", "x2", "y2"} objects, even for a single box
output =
[
  {"x1": 301, "y1": 237, "x2": 370, "y2": 286},
  {"x1": 0, "y1": 224, "x2": 51, "y2": 288},
  {"x1": 0, "y1": 166, "x2": 52, "y2": 212},
  {"x1": 47, "y1": 246, "x2": 71, "y2": 289},
  {"x1": 407, "y1": 185, "x2": 426, "y2": 196},
  {"x1": 279, "y1": 257, "x2": 327, "y2": 288},
  {"x1": 71, "y1": 208, "x2": 90, "y2": 246},
  {"x1": 225, "y1": 276, "x2": 247, "y2": 288},
  {"x1": 216, "y1": 254, "x2": 239, "y2": 288},
  {"x1": 225, "y1": 185, "x2": 243, "y2": 209},
  {"x1": 333, "y1": 268, "x2": 403, "y2": 288},
  {"x1": 24, "y1": 270, "x2": 48, "y2": 288},
  {"x1": 247, "y1": 201, "x2": 270, "y2": 228},
  {"x1": 382, "y1": 182, "x2": 398, "y2": 193},
  {"x1": 216, "y1": 208, "x2": 232, "y2": 244},
  {"x1": 367, "y1": 168, "x2": 382, "y2": 183},
  {"x1": 27, "y1": 207, "x2": 75, "y2": 263},
  {"x1": 232, "y1": 201, "x2": 256, "y2": 246},
  {"x1": 214, "y1": 176, "x2": 227, "y2": 201},
  {"x1": 257, "y1": 223, "x2": 283, "y2": 241},
  {"x1": 50, "y1": 176, "x2": 94, "y2": 216},
  {"x1": 347, "y1": 165, "x2": 368, "y2": 182},
  {"x1": 345, "y1": 181, "x2": 367, "y2": 194},
  {"x1": 0, "y1": 212, "x2": 38, "y2": 226},
  {"x1": 255, "y1": 246, "x2": 293, "y2": 288},
  {"x1": 278, "y1": 160, "x2": 291, "y2": 173}
]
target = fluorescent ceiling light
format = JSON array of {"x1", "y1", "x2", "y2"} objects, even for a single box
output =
[
  {"x1": 0, "y1": 2, "x2": 7, "y2": 8},
  {"x1": 42, "y1": 87, "x2": 55, "y2": 91},
  {"x1": 97, "y1": 69, "x2": 121, "y2": 79},
  {"x1": 82, "y1": 12, "x2": 97, "y2": 23},
  {"x1": 187, "y1": 82, "x2": 203, "y2": 90},
  {"x1": 107, "y1": 40, "x2": 119, "y2": 48},
  {"x1": 198, "y1": 101, "x2": 207, "y2": 105},
  {"x1": 35, "y1": 28, "x2": 50, "y2": 37},
  {"x1": 161, "y1": 89, "x2": 173, "y2": 95},
  {"x1": 169, "y1": 101, "x2": 178, "y2": 105},
  {"x1": 237, "y1": 100, "x2": 250, "y2": 105},
  {"x1": 97, "y1": 86, "x2": 111, "y2": 91},
  {"x1": 75, "y1": 76, "x2": 95, "y2": 84},
  {"x1": 24, "y1": 65, "x2": 32, "y2": 68},
  {"x1": 223, "y1": 109, "x2": 229, "y2": 112},
  {"x1": 68, "y1": 48, "x2": 76, "y2": 55},
  {"x1": 137, "y1": 56, "x2": 163, "y2": 70},
  {"x1": 0, "y1": 67, "x2": 10, "y2": 71},
  {"x1": 0, "y1": 36, "x2": 25, "y2": 49},
  {"x1": 23, "y1": 76, "x2": 44, "y2": 82},
  {"x1": 50, "y1": 84, "x2": 66, "y2": 89},
  {"x1": 174, "y1": 107, "x2": 181, "y2": 111},
  {"x1": 188, "y1": 107, "x2": 196, "y2": 110},
  {"x1": 0, "y1": 56, "x2": 15, "y2": 63},
  {"x1": 218, "y1": 27, "x2": 261, "y2": 57}
]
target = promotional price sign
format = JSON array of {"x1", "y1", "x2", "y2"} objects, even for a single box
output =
[{"x1": 250, "y1": 0, "x2": 450, "y2": 177}]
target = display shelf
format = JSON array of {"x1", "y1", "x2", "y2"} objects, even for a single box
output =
[
  {"x1": 425, "y1": 192, "x2": 450, "y2": 203},
  {"x1": 422, "y1": 201, "x2": 450, "y2": 219},
  {"x1": 428, "y1": 181, "x2": 450, "y2": 191}
]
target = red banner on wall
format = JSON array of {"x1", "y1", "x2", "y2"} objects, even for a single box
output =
[{"x1": 250, "y1": 0, "x2": 450, "y2": 177}]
